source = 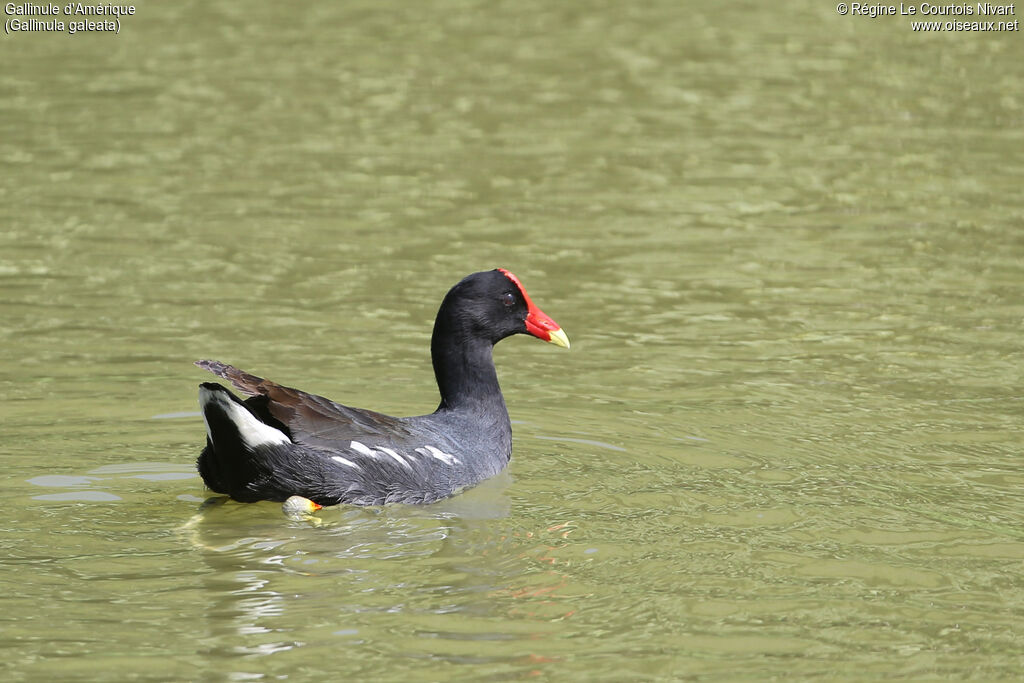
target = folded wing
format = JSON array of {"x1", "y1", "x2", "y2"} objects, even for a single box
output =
[{"x1": 195, "y1": 359, "x2": 416, "y2": 449}]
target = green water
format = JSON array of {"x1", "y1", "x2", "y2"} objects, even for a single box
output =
[{"x1": 3, "y1": 1, "x2": 1023, "y2": 680}]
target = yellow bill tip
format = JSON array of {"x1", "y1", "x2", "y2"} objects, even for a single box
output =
[{"x1": 547, "y1": 327, "x2": 570, "y2": 349}]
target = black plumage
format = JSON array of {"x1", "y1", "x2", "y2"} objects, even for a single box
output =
[{"x1": 195, "y1": 269, "x2": 568, "y2": 506}]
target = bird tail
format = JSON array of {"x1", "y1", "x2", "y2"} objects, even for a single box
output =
[
  {"x1": 198, "y1": 382, "x2": 291, "y2": 450},
  {"x1": 197, "y1": 382, "x2": 292, "y2": 500}
]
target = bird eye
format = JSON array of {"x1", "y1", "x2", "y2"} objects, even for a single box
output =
[{"x1": 501, "y1": 292, "x2": 516, "y2": 307}]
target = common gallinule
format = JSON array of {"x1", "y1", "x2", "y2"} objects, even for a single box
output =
[{"x1": 195, "y1": 269, "x2": 569, "y2": 506}]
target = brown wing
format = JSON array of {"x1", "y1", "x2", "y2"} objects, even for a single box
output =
[{"x1": 195, "y1": 359, "x2": 416, "y2": 448}]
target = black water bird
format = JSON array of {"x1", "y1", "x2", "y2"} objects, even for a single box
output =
[{"x1": 195, "y1": 269, "x2": 569, "y2": 506}]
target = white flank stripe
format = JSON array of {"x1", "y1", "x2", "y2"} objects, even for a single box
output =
[
  {"x1": 418, "y1": 445, "x2": 460, "y2": 465},
  {"x1": 377, "y1": 447, "x2": 412, "y2": 470},
  {"x1": 332, "y1": 456, "x2": 359, "y2": 469},
  {"x1": 349, "y1": 441, "x2": 375, "y2": 457}
]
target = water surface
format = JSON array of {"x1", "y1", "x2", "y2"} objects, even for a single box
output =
[{"x1": 2, "y1": 1, "x2": 1023, "y2": 680}]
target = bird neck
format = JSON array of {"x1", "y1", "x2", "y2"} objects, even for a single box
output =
[{"x1": 430, "y1": 314, "x2": 507, "y2": 414}]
